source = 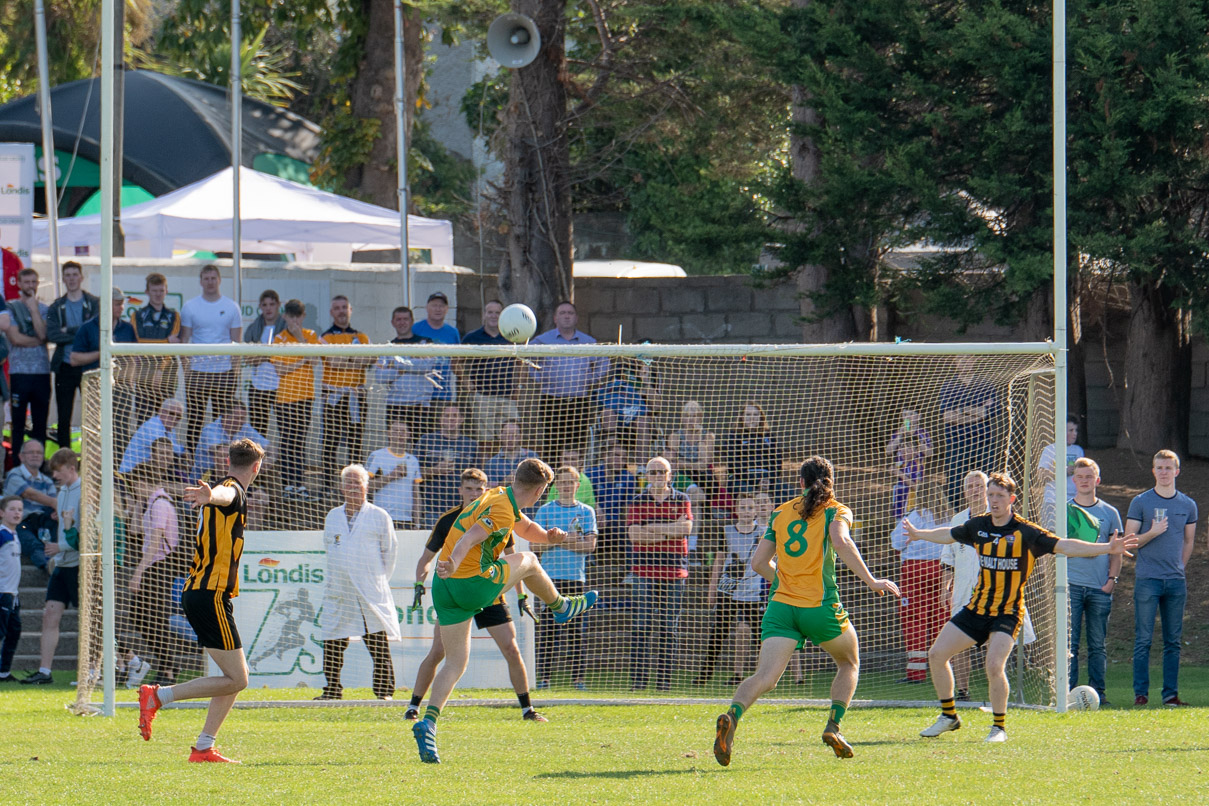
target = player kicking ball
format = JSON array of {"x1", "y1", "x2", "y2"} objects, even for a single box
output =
[
  {"x1": 713, "y1": 457, "x2": 900, "y2": 766},
  {"x1": 406, "y1": 468, "x2": 547, "y2": 723},
  {"x1": 413, "y1": 457, "x2": 598, "y2": 763},
  {"x1": 138, "y1": 438, "x2": 265, "y2": 763},
  {"x1": 903, "y1": 472, "x2": 1136, "y2": 743}
]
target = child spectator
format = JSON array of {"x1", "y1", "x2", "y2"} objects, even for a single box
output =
[
  {"x1": 891, "y1": 432, "x2": 927, "y2": 522},
  {"x1": 366, "y1": 421, "x2": 423, "y2": 528},
  {"x1": 532, "y1": 466, "x2": 598, "y2": 690},
  {"x1": 0, "y1": 496, "x2": 25, "y2": 682},
  {"x1": 694, "y1": 490, "x2": 765, "y2": 686}
]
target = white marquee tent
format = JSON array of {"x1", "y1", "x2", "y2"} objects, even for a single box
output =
[{"x1": 32, "y1": 166, "x2": 454, "y2": 264}]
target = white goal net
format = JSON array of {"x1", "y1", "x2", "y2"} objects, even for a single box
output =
[{"x1": 76, "y1": 342, "x2": 1060, "y2": 709}]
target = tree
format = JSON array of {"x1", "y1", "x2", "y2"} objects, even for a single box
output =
[
  {"x1": 0, "y1": 0, "x2": 155, "y2": 104},
  {"x1": 1063, "y1": 0, "x2": 1209, "y2": 454}
]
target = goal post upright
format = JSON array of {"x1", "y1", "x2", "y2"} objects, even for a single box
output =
[
  {"x1": 99, "y1": 0, "x2": 118, "y2": 718},
  {"x1": 1053, "y1": 0, "x2": 1070, "y2": 714}
]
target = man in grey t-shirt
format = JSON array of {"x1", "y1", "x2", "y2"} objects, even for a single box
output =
[
  {"x1": 1124, "y1": 449, "x2": 1198, "y2": 707},
  {"x1": 1067, "y1": 457, "x2": 1123, "y2": 704},
  {"x1": 4, "y1": 268, "x2": 50, "y2": 466}
]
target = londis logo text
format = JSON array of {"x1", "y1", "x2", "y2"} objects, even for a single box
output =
[
  {"x1": 0, "y1": 184, "x2": 30, "y2": 195},
  {"x1": 243, "y1": 559, "x2": 324, "y2": 584}
]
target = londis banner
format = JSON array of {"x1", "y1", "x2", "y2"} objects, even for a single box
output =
[
  {"x1": 0, "y1": 143, "x2": 35, "y2": 287},
  {"x1": 233, "y1": 530, "x2": 534, "y2": 692}
]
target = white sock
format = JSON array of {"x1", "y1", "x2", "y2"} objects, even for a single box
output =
[
  {"x1": 39, "y1": 667, "x2": 51, "y2": 676},
  {"x1": 195, "y1": 731, "x2": 216, "y2": 751},
  {"x1": 156, "y1": 686, "x2": 175, "y2": 705},
  {"x1": 552, "y1": 596, "x2": 568, "y2": 613},
  {"x1": 0, "y1": 672, "x2": 10, "y2": 678}
]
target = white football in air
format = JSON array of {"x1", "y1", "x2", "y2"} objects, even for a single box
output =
[
  {"x1": 1068, "y1": 685, "x2": 1100, "y2": 711},
  {"x1": 499, "y1": 303, "x2": 538, "y2": 344}
]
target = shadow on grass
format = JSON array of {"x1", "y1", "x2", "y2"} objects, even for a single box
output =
[{"x1": 535, "y1": 768, "x2": 706, "y2": 780}]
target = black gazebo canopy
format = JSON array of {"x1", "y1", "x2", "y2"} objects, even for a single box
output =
[{"x1": 0, "y1": 70, "x2": 321, "y2": 198}]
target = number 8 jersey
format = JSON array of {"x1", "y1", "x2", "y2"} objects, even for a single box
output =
[{"x1": 764, "y1": 497, "x2": 853, "y2": 608}]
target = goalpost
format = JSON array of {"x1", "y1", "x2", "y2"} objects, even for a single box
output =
[
  {"x1": 74, "y1": 340, "x2": 1064, "y2": 714},
  {"x1": 79, "y1": 0, "x2": 1071, "y2": 719}
]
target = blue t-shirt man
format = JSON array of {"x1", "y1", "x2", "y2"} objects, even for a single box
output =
[
  {"x1": 461, "y1": 326, "x2": 515, "y2": 397},
  {"x1": 534, "y1": 500, "x2": 597, "y2": 583},
  {"x1": 412, "y1": 292, "x2": 460, "y2": 402},
  {"x1": 1127, "y1": 489, "x2": 1198, "y2": 581}
]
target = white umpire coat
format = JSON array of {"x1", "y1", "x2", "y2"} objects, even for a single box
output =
[{"x1": 320, "y1": 501, "x2": 402, "y2": 641}]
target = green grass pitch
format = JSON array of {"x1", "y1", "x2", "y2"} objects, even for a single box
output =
[{"x1": 3, "y1": 666, "x2": 1206, "y2": 805}]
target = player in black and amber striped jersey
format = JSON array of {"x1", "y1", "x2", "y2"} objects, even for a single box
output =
[
  {"x1": 137, "y1": 438, "x2": 265, "y2": 764},
  {"x1": 903, "y1": 472, "x2": 1136, "y2": 744},
  {"x1": 319, "y1": 295, "x2": 374, "y2": 478}
]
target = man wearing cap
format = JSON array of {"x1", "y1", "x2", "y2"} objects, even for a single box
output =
[
  {"x1": 71, "y1": 288, "x2": 138, "y2": 448},
  {"x1": 412, "y1": 292, "x2": 460, "y2": 406}
]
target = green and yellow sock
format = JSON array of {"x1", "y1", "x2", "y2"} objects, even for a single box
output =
[
  {"x1": 941, "y1": 698, "x2": 957, "y2": 719},
  {"x1": 993, "y1": 712, "x2": 1005, "y2": 730},
  {"x1": 727, "y1": 702, "x2": 746, "y2": 722},
  {"x1": 828, "y1": 700, "x2": 847, "y2": 727},
  {"x1": 424, "y1": 705, "x2": 441, "y2": 724}
]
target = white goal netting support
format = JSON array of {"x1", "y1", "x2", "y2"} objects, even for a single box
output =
[{"x1": 77, "y1": 341, "x2": 1064, "y2": 713}]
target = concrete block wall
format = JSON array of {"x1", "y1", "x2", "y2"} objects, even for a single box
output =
[{"x1": 455, "y1": 274, "x2": 803, "y2": 343}]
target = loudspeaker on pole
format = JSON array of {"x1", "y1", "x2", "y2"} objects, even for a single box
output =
[{"x1": 487, "y1": 13, "x2": 541, "y2": 69}]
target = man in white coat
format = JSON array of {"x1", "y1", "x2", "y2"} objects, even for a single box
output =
[{"x1": 318, "y1": 465, "x2": 401, "y2": 700}]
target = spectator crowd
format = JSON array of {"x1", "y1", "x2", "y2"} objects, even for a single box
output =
[{"x1": 0, "y1": 262, "x2": 1196, "y2": 706}]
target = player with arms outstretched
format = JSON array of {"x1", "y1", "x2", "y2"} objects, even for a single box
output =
[
  {"x1": 138, "y1": 437, "x2": 265, "y2": 763},
  {"x1": 904, "y1": 472, "x2": 1136, "y2": 743},
  {"x1": 412, "y1": 457, "x2": 598, "y2": 763},
  {"x1": 713, "y1": 457, "x2": 900, "y2": 766},
  {"x1": 406, "y1": 467, "x2": 547, "y2": 722}
]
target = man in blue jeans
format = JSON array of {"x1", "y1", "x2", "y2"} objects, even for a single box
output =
[
  {"x1": 1125, "y1": 449, "x2": 1198, "y2": 707},
  {"x1": 1067, "y1": 458, "x2": 1123, "y2": 705}
]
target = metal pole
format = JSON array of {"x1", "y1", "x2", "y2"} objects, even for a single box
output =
[
  {"x1": 394, "y1": 0, "x2": 411, "y2": 308},
  {"x1": 99, "y1": 0, "x2": 117, "y2": 719},
  {"x1": 33, "y1": 0, "x2": 61, "y2": 293},
  {"x1": 231, "y1": 0, "x2": 243, "y2": 311},
  {"x1": 1053, "y1": 0, "x2": 1070, "y2": 713},
  {"x1": 112, "y1": 0, "x2": 125, "y2": 258}
]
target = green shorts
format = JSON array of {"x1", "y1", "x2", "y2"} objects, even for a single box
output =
[
  {"x1": 760, "y1": 598, "x2": 850, "y2": 648},
  {"x1": 432, "y1": 559, "x2": 512, "y2": 626}
]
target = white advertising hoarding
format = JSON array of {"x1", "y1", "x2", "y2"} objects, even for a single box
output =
[
  {"x1": 234, "y1": 530, "x2": 534, "y2": 692},
  {"x1": 0, "y1": 143, "x2": 36, "y2": 270}
]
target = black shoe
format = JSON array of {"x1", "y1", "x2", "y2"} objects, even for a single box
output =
[
  {"x1": 522, "y1": 709, "x2": 548, "y2": 722},
  {"x1": 955, "y1": 689, "x2": 970, "y2": 701},
  {"x1": 0, "y1": 674, "x2": 19, "y2": 683},
  {"x1": 20, "y1": 671, "x2": 53, "y2": 685},
  {"x1": 896, "y1": 677, "x2": 926, "y2": 684},
  {"x1": 313, "y1": 691, "x2": 341, "y2": 701}
]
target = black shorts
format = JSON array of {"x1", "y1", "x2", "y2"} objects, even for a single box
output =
[
  {"x1": 46, "y1": 565, "x2": 79, "y2": 608},
  {"x1": 181, "y1": 589, "x2": 242, "y2": 650},
  {"x1": 950, "y1": 607, "x2": 1021, "y2": 647},
  {"x1": 473, "y1": 599, "x2": 512, "y2": 631}
]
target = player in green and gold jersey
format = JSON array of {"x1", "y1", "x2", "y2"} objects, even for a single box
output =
[
  {"x1": 412, "y1": 457, "x2": 599, "y2": 763},
  {"x1": 713, "y1": 457, "x2": 900, "y2": 766}
]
